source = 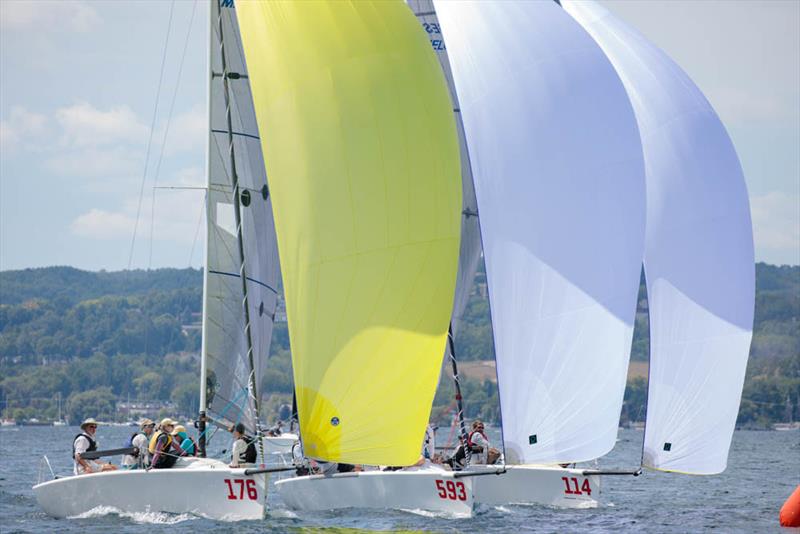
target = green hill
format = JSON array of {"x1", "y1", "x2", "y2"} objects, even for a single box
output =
[{"x1": 0, "y1": 263, "x2": 797, "y2": 427}]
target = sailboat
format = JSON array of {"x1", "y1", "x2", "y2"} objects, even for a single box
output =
[
  {"x1": 53, "y1": 393, "x2": 67, "y2": 426},
  {"x1": 272, "y1": 0, "x2": 754, "y2": 514},
  {"x1": 33, "y1": 0, "x2": 278, "y2": 520},
  {"x1": 231, "y1": 0, "x2": 477, "y2": 517}
]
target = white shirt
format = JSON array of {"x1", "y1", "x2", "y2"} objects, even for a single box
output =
[
  {"x1": 291, "y1": 440, "x2": 304, "y2": 465},
  {"x1": 230, "y1": 437, "x2": 248, "y2": 466},
  {"x1": 468, "y1": 431, "x2": 489, "y2": 465},
  {"x1": 73, "y1": 434, "x2": 98, "y2": 475},
  {"x1": 122, "y1": 433, "x2": 150, "y2": 468}
]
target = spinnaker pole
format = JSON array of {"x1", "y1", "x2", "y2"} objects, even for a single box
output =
[{"x1": 216, "y1": 0, "x2": 264, "y2": 463}]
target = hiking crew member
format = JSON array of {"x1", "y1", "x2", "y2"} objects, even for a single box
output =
[
  {"x1": 467, "y1": 419, "x2": 489, "y2": 465},
  {"x1": 149, "y1": 418, "x2": 185, "y2": 469},
  {"x1": 122, "y1": 418, "x2": 155, "y2": 469},
  {"x1": 229, "y1": 423, "x2": 257, "y2": 467},
  {"x1": 422, "y1": 424, "x2": 436, "y2": 460},
  {"x1": 291, "y1": 439, "x2": 310, "y2": 476},
  {"x1": 73, "y1": 418, "x2": 118, "y2": 475},
  {"x1": 172, "y1": 425, "x2": 197, "y2": 456}
]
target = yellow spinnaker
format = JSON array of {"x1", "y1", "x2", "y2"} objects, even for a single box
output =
[{"x1": 236, "y1": 1, "x2": 461, "y2": 465}]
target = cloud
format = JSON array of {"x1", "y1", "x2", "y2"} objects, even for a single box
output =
[
  {"x1": 174, "y1": 166, "x2": 205, "y2": 187},
  {"x1": 0, "y1": 107, "x2": 49, "y2": 153},
  {"x1": 0, "y1": 1, "x2": 100, "y2": 32},
  {"x1": 55, "y1": 102, "x2": 148, "y2": 148},
  {"x1": 712, "y1": 87, "x2": 795, "y2": 125},
  {"x1": 71, "y1": 167, "x2": 206, "y2": 244},
  {"x1": 44, "y1": 145, "x2": 143, "y2": 182},
  {"x1": 70, "y1": 208, "x2": 136, "y2": 240},
  {"x1": 751, "y1": 191, "x2": 800, "y2": 265},
  {"x1": 158, "y1": 108, "x2": 205, "y2": 156}
]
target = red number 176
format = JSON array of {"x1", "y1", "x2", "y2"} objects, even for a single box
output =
[{"x1": 224, "y1": 478, "x2": 258, "y2": 500}]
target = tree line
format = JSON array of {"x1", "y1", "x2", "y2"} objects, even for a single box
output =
[{"x1": 0, "y1": 263, "x2": 797, "y2": 427}]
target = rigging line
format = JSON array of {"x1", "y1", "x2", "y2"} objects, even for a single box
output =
[
  {"x1": 148, "y1": 0, "x2": 200, "y2": 272},
  {"x1": 127, "y1": 0, "x2": 176, "y2": 270}
]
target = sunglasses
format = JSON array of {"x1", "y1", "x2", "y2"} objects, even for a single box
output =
[{"x1": 87, "y1": 425, "x2": 97, "y2": 429}]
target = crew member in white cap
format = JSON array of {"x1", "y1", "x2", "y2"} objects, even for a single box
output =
[{"x1": 73, "y1": 418, "x2": 118, "y2": 475}]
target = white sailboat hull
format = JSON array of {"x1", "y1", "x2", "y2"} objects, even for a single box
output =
[
  {"x1": 472, "y1": 465, "x2": 600, "y2": 508},
  {"x1": 275, "y1": 464, "x2": 599, "y2": 515},
  {"x1": 275, "y1": 467, "x2": 474, "y2": 517},
  {"x1": 33, "y1": 459, "x2": 267, "y2": 520}
]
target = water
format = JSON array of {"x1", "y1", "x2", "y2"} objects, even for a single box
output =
[{"x1": 1, "y1": 426, "x2": 797, "y2": 533}]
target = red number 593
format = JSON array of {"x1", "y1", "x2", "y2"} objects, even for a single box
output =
[{"x1": 435, "y1": 479, "x2": 467, "y2": 501}]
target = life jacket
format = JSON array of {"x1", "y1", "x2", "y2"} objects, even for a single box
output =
[
  {"x1": 72, "y1": 432, "x2": 97, "y2": 459},
  {"x1": 183, "y1": 436, "x2": 198, "y2": 456},
  {"x1": 126, "y1": 431, "x2": 142, "y2": 448},
  {"x1": 148, "y1": 430, "x2": 172, "y2": 455},
  {"x1": 236, "y1": 437, "x2": 257, "y2": 464},
  {"x1": 467, "y1": 430, "x2": 488, "y2": 452}
]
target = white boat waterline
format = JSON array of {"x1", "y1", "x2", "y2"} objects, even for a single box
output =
[
  {"x1": 275, "y1": 464, "x2": 601, "y2": 515},
  {"x1": 33, "y1": 458, "x2": 268, "y2": 521}
]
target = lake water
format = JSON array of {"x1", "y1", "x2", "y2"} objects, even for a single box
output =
[{"x1": 1, "y1": 426, "x2": 797, "y2": 533}]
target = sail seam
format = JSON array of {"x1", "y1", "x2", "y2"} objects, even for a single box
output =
[
  {"x1": 211, "y1": 128, "x2": 260, "y2": 141},
  {"x1": 208, "y1": 269, "x2": 278, "y2": 294}
]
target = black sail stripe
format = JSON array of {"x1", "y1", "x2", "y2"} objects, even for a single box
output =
[{"x1": 208, "y1": 269, "x2": 278, "y2": 295}]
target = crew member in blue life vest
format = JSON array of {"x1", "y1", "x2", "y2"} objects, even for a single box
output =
[
  {"x1": 148, "y1": 418, "x2": 185, "y2": 469},
  {"x1": 73, "y1": 418, "x2": 118, "y2": 475},
  {"x1": 171, "y1": 424, "x2": 197, "y2": 456},
  {"x1": 122, "y1": 418, "x2": 155, "y2": 469},
  {"x1": 229, "y1": 423, "x2": 257, "y2": 467}
]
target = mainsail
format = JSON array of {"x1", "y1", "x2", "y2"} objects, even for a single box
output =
[
  {"x1": 200, "y1": 0, "x2": 281, "y2": 435},
  {"x1": 563, "y1": 0, "x2": 755, "y2": 474},
  {"x1": 435, "y1": 0, "x2": 646, "y2": 464},
  {"x1": 236, "y1": 1, "x2": 462, "y2": 466}
]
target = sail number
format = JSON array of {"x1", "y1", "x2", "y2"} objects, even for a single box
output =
[
  {"x1": 435, "y1": 479, "x2": 467, "y2": 501},
  {"x1": 561, "y1": 476, "x2": 592, "y2": 496},
  {"x1": 224, "y1": 478, "x2": 258, "y2": 501}
]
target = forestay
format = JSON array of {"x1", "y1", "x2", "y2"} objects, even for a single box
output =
[
  {"x1": 200, "y1": 0, "x2": 280, "y2": 434},
  {"x1": 563, "y1": 0, "x2": 755, "y2": 474},
  {"x1": 435, "y1": 0, "x2": 646, "y2": 464},
  {"x1": 407, "y1": 0, "x2": 482, "y2": 337},
  {"x1": 236, "y1": 1, "x2": 462, "y2": 466}
]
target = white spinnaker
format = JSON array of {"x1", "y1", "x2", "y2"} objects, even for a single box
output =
[
  {"x1": 407, "y1": 0, "x2": 482, "y2": 337},
  {"x1": 563, "y1": 0, "x2": 755, "y2": 474},
  {"x1": 201, "y1": 0, "x2": 280, "y2": 434},
  {"x1": 435, "y1": 0, "x2": 646, "y2": 464}
]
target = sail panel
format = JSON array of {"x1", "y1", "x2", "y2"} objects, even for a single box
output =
[
  {"x1": 407, "y1": 0, "x2": 482, "y2": 337},
  {"x1": 236, "y1": 0, "x2": 461, "y2": 465},
  {"x1": 202, "y1": 0, "x2": 281, "y2": 434},
  {"x1": 563, "y1": 0, "x2": 755, "y2": 474},
  {"x1": 435, "y1": 0, "x2": 646, "y2": 464}
]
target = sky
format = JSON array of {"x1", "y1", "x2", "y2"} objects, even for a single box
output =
[{"x1": 1, "y1": 0, "x2": 798, "y2": 272}]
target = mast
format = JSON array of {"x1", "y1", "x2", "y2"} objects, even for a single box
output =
[
  {"x1": 447, "y1": 324, "x2": 471, "y2": 466},
  {"x1": 216, "y1": 0, "x2": 264, "y2": 463},
  {"x1": 197, "y1": 0, "x2": 215, "y2": 459}
]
